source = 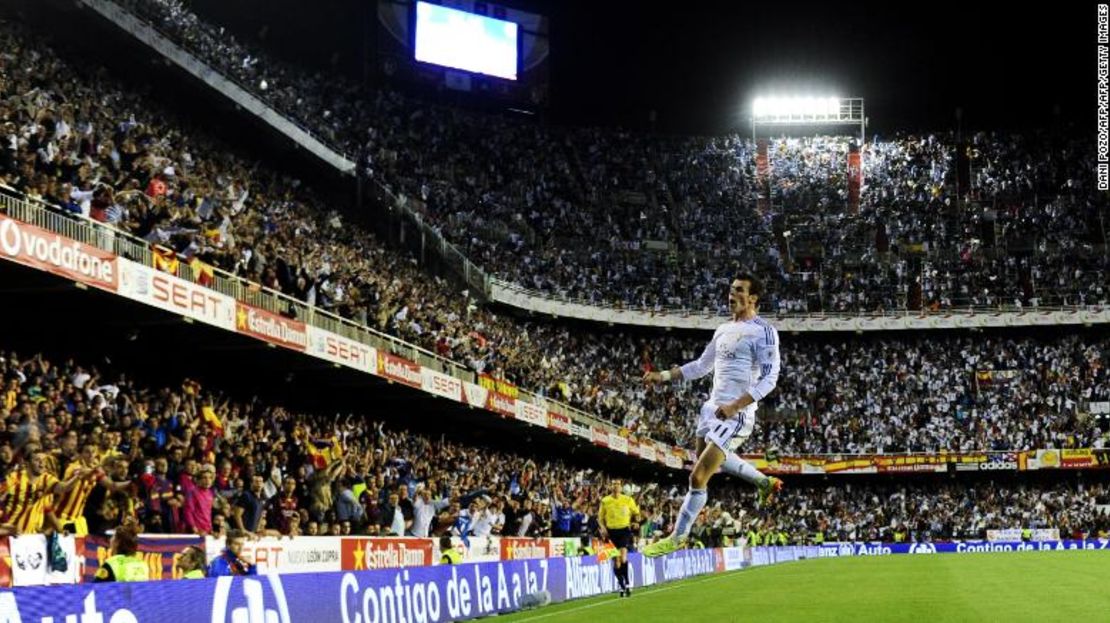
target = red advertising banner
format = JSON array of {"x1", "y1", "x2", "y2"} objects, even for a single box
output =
[
  {"x1": 592, "y1": 426, "x2": 609, "y2": 448},
  {"x1": 756, "y1": 138, "x2": 770, "y2": 180},
  {"x1": 487, "y1": 392, "x2": 517, "y2": 417},
  {"x1": 547, "y1": 412, "x2": 571, "y2": 434},
  {"x1": 0, "y1": 215, "x2": 118, "y2": 291},
  {"x1": 377, "y1": 352, "x2": 422, "y2": 388},
  {"x1": 0, "y1": 537, "x2": 10, "y2": 587},
  {"x1": 499, "y1": 538, "x2": 552, "y2": 561},
  {"x1": 341, "y1": 538, "x2": 434, "y2": 570},
  {"x1": 235, "y1": 302, "x2": 308, "y2": 351},
  {"x1": 847, "y1": 148, "x2": 862, "y2": 215}
]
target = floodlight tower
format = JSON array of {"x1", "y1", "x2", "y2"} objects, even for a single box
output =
[{"x1": 751, "y1": 97, "x2": 865, "y2": 145}]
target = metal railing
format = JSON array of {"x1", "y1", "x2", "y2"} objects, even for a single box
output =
[
  {"x1": 82, "y1": 0, "x2": 355, "y2": 172},
  {"x1": 94, "y1": 0, "x2": 1110, "y2": 327},
  {"x1": 490, "y1": 277, "x2": 1105, "y2": 320}
]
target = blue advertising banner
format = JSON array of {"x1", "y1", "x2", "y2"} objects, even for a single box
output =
[
  {"x1": 810, "y1": 539, "x2": 1110, "y2": 557},
  {"x1": 0, "y1": 550, "x2": 727, "y2": 623}
]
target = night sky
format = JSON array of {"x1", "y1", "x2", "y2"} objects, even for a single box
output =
[
  {"x1": 550, "y1": 2, "x2": 1093, "y2": 136},
  {"x1": 192, "y1": 0, "x2": 1095, "y2": 137}
]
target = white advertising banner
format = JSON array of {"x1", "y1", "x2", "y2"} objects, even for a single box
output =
[
  {"x1": 516, "y1": 401, "x2": 547, "y2": 427},
  {"x1": 118, "y1": 258, "x2": 235, "y2": 330},
  {"x1": 10, "y1": 535, "x2": 80, "y2": 586},
  {"x1": 305, "y1": 326, "x2": 376, "y2": 372},
  {"x1": 462, "y1": 382, "x2": 489, "y2": 408},
  {"x1": 421, "y1": 367, "x2": 463, "y2": 401},
  {"x1": 205, "y1": 536, "x2": 343, "y2": 575}
]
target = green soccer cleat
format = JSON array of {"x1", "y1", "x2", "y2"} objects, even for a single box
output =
[
  {"x1": 641, "y1": 535, "x2": 685, "y2": 558},
  {"x1": 757, "y1": 476, "x2": 783, "y2": 507}
]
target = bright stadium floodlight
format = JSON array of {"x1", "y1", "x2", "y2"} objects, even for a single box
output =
[{"x1": 751, "y1": 96, "x2": 865, "y2": 144}]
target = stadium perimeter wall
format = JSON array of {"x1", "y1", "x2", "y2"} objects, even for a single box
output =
[{"x1": 3, "y1": 540, "x2": 1109, "y2": 622}]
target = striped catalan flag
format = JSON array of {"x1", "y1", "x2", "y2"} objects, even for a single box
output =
[{"x1": 201, "y1": 405, "x2": 224, "y2": 436}]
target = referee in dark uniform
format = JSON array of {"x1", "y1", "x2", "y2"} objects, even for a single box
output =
[{"x1": 598, "y1": 479, "x2": 640, "y2": 597}]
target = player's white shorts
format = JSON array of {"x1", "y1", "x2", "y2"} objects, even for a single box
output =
[{"x1": 696, "y1": 401, "x2": 755, "y2": 451}]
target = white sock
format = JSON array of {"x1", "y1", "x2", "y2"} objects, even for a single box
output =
[
  {"x1": 721, "y1": 452, "x2": 768, "y2": 487},
  {"x1": 672, "y1": 488, "x2": 707, "y2": 539}
]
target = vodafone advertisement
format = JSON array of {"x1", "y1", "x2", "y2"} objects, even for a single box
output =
[
  {"x1": 118, "y1": 258, "x2": 235, "y2": 330},
  {"x1": 0, "y1": 215, "x2": 117, "y2": 291},
  {"x1": 305, "y1": 326, "x2": 375, "y2": 373},
  {"x1": 235, "y1": 302, "x2": 308, "y2": 351}
]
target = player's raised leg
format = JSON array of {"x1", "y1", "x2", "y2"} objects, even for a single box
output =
[
  {"x1": 720, "y1": 451, "x2": 782, "y2": 507},
  {"x1": 643, "y1": 440, "x2": 727, "y2": 557}
]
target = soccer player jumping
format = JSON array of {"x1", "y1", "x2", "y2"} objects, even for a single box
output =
[{"x1": 642, "y1": 274, "x2": 783, "y2": 557}]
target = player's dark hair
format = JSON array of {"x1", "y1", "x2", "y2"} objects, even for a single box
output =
[
  {"x1": 113, "y1": 525, "x2": 140, "y2": 555},
  {"x1": 735, "y1": 273, "x2": 764, "y2": 299}
]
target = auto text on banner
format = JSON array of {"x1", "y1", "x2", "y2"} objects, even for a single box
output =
[{"x1": 812, "y1": 539, "x2": 1110, "y2": 557}]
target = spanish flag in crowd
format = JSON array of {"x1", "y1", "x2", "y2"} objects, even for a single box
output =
[
  {"x1": 190, "y1": 257, "x2": 215, "y2": 287},
  {"x1": 152, "y1": 245, "x2": 179, "y2": 275},
  {"x1": 306, "y1": 437, "x2": 343, "y2": 470},
  {"x1": 201, "y1": 404, "x2": 224, "y2": 436},
  {"x1": 181, "y1": 379, "x2": 202, "y2": 396}
]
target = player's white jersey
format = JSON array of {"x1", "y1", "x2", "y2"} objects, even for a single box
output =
[{"x1": 680, "y1": 316, "x2": 781, "y2": 409}]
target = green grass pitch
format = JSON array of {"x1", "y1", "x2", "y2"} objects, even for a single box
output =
[{"x1": 497, "y1": 551, "x2": 1110, "y2": 622}]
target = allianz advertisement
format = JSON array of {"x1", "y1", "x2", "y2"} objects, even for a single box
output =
[{"x1": 0, "y1": 550, "x2": 723, "y2": 623}]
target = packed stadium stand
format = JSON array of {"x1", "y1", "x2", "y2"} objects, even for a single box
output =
[{"x1": 0, "y1": 2, "x2": 1107, "y2": 619}]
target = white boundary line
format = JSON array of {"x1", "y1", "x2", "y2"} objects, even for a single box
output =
[{"x1": 506, "y1": 567, "x2": 769, "y2": 622}]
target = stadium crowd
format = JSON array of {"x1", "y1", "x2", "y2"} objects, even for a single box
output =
[
  {"x1": 728, "y1": 479, "x2": 1110, "y2": 547},
  {"x1": 1, "y1": 8, "x2": 1110, "y2": 552},
  {"x1": 1, "y1": 17, "x2": 1108, "y2": 454},
  {"x1": 111, "y1": 0, "x2": 1108, "y2": 314},
  {"x1": 1, "y1": 347, "x2": 1108, "y2": 545}
]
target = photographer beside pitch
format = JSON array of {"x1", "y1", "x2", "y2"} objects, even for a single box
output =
[
  {"x1": 642, "y1": 274, "x2": 783, "y2": 557},
  {"x1": 598, "y1": 478, "x2": 640, "y2": 597}
]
